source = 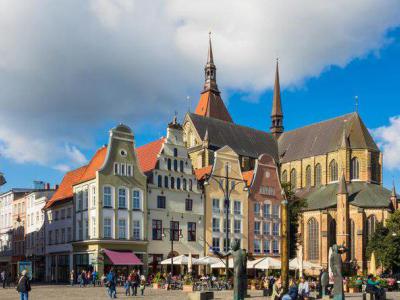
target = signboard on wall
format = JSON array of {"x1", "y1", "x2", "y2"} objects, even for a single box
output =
[{"x1": 17, "y1": 261, "x2": 32, "y2": 280}]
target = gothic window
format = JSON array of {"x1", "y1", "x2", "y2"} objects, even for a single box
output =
[
  {"x1": 171, "y1": 177, "x2": 175, "y2": 189},
  {"x1": 282, "y1": 170, "x2": 288, "y2": 183},
  {"x1": 366, "y1": 215, "x2": 376, "y2": 240},
  {"x1": 174, "y1": 160, "x2": 178, "y2": 171},
  {"x1": 290, "y1": 169, "x2": 297, "y2": 190},
  {"x1": 177, "y1": 178, "x2": 181, "y2": 189},
  {"x1": 350, "y1": 219, "x2": 355, "y2": 260},
  {"x1": 189, "y1": 179, "x2": 193, "y2": 191},
  {"x1": 315, "y1": 164, "x2": 322, "y2": 186},
  {"x1": 307, "y1": 217, "x2": 319, "y2": 260},
  {"x1": 350, "y1": 157, "x2": 359, "y2": 180},
  {"x1": 167, "y1": 159, "x2": 171, "y2": 170},
  {"x1": 183, "y1": 179, "x2": 187, "y2": 190},
  {"x1": 329, "y1": 219, "x2": 336, "y2": 248},
  {"x1": 305, "y1": 165, "x2": 312, "y2": 188},
  {"x1": 329, "y1": 160, "x2": 338, "y2": 182},
  {"x1": 180, "y1": 161, "x2": 184, "y2": 172},
  {"x1": 157, "y1": 175, "x2": 162, "y2": 188}
]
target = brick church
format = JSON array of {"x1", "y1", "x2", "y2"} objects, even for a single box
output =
[{"x1": 183, "y1": 36, "x2": 399, "y2": 273}]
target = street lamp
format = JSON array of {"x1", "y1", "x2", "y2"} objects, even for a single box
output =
[
  {"x1": 161, "y1": 217, "x2": 183, "y2": 277},
  {"x1": 204, "y1": 162, "x2": 249, "y2": 282},
  {"x1": 280, "y1": 188, "x2": 290, "y2": 293}
]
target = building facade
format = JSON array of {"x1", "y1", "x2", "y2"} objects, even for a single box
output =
[
  {"x1": 247, "y1": 154, "x2": 283, "y2": 257},
  {"x1": 137, "y1": 118, "x2": 204, "y2": 274},
  {"x1": 25, "y1": 189, "x2": 55, "y2": 281},
  {"x1": 72, "y1": 124, "x2": 147, "y2": 276}
]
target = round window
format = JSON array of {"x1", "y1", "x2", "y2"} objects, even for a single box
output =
[{"x1": 120, "y1": 149, "x2": 127, "y2": 157}]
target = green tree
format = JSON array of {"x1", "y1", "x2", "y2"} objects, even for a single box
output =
[{"x1": 366, "y1": 210, "x2": 400, "y2": 272}]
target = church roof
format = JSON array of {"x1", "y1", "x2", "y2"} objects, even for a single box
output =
[
  {"x1": 188, "y1": 113, "x2": 279, "y2": 161},
  {"x1": 300, "y1": 182, "x2": 392, "y2": 210},
  {"x1": 194, "y1": 91, "x2": 233, "y2": 122},
  {"x1": 278, "y1": 112, "x2": 379, "y2": 163}
]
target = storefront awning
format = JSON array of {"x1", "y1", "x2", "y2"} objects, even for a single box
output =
[{"x1": 103, "y1": 249, "x2": 143, "y2": 266}]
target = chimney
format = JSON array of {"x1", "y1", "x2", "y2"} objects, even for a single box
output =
[
  {"x1": 45, "y1": 183, "x2": 50, "y2": 190},
  {"x1": 54, "y1": 184, "x2": 59, "y2": 190}
]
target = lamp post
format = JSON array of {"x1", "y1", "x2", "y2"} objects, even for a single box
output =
[
  {"x1": 204, "y1": 162, "x2": 248, "y2": 282},
  {"x1": 162, "y1": 217, "x2": 183, "y2": 276},
  {"x1": 280, "y1": 189, "x2": 289, "y2": 293}
]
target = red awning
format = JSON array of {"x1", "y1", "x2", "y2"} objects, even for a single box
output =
[{"x1": 104, "y1": 249, "x2": 143, "y2": 266}]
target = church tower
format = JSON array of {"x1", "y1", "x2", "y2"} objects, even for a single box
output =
[
  {"x1": 194, "y1": 34, "x2": 233, "y2": 123},
  {"x1": 270, "y1": 60, "x2": 284, "y2": 139},
  {"x1": 391, "y1": 182, "x2": 398, "y2": 210},
  {"x1": 336, "y1": 171, "x2": 350, "y2": 262}
]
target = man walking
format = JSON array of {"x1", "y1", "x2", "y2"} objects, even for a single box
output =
[{"x1": 16, "y1": 270, "x2": 31, "y2": 300}]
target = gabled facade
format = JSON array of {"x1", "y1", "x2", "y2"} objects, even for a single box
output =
[
  {"x1": 138, "y1": 118, "x2": 204, "y2": 274},
  {"x1": 72, "y1": 124, "x2": 147, "y2": 276}
]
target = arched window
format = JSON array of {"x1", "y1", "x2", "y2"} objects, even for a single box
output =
[
  {"x1": 157, "y1": 175, "x2": 162, "y2": 188},
  {"x1": 174, "y1": 160, "x2": 178, "y2": 171},
  {"x1": 167, "y1": 159, "x2": 171, "y2": 170},
  {"x1": 329, "y1": 160, "x2": 338, "y2": 182},
  {"x1": 164, "y1": 176, "x2": 169, "y2": 188},
  {"x1": 171, "y1": 177, "x2": 175, "y2": 189},
  {"x1": 180, "y1": 161, "x2": 184, "y2": 172},
  {"x1": 183, "y1": 179, "x2": 187, "y2": 190},
  {"x1": 350, "y1": 157, "x2": 359, "y2": 180},
  {"x1": 329, "y1": 219, "x2": 336, "y2": 248},
  {"x1": 177, "y1": 178, "x2": 181, "y2": 190},
  {"x1": 350, "y1": 219, "x2": 355, "y2": 260},
  {"x1": 305, "y1": 165, "x2": 312, "y2": 188},
  {"x1": 366, "y1": 215, "x2": 376, "y2": 240},
  {"x1": 282, "y1": 170, "x2": 288, "y2": 183},
  {"x1": 290, "y1": 169, "x2": 297, "y2": 190},
  {"x1": 173, "y1": 148, "x2": 178, "y2": 157},
  {"x1": 307, "y1": 218, "x2": 319, "y2": 260},
  {"x1": 189, "y1": 179, "x2": 193, "y2": 191},
  {"x1": 315, "y1": 164, "x2": 322, "y2": 186}
]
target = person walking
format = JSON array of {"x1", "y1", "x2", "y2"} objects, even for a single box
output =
[
  {"x1": 139, "y1": 274, "x2": 146, "y2": 296},
  {"x1": 1, "y1": 270, "x2": 5, "y2": 289},
  {"x1": 70, "y1": 270, "x2": 75, "y2": 286},
  {"x1": 92, "y1": 270, "x2": 97, "y2": 287},
  {"x1": 130, "y1": 270, "x2": 138, "y2": 296},
  {"x1": 16, "y1": 270, "x2": 31, "y2": 300},
  {"x1": 271, "y1": 277, "x2": 283, "y2": 300},
  {"x1": 106, "y1": 268, "x2": 117, "y2": 299},
  {"x1": 298, "y1": 277, "x2": 310, "y2": 300}
]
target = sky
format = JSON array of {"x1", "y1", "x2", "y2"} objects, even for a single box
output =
[{"x1": 0, "y1": 0, "x2": 400, "y2": 191}]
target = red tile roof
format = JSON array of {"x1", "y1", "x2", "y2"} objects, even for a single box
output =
[
  {"x1": 194, "y1": 91, "x2": 233, "y2": 122},
  {"x1": 44, "y1": 165, "x2": 87, "y2": 209},
  {"x1": 136, "y1": 138, "x2": 164, "y2": 173},
  {"x1": 242, "y1": 170, "x2": 254, "y2": 186},
  {"x1": 194, "y1": 165, "x2": 213, "y2": 181},
  {"x1": 76, "y1": 146, "x2": 107, "y2": 184}
]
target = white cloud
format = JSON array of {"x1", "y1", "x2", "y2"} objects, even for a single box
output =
[
  {"x1": 0, "y1": 0, "x2": 399, "y2": 170},
  {"x1": 372, "y1": 116, "x2": 400, "y2": 171}
]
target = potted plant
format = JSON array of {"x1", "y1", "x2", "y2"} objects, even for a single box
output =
[
  {"x1": 348, "y1": 277, "x2": 359, "y2": 293},
  {"x1": 182, "y1": 275, "x2": 193, "y2": 292},
  {"x1": 152, "y1": 272, "x2": 162, "y2": 289}
]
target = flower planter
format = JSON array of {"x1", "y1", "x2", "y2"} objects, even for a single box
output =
[
  {"x1": 152, "y1": 283, "x2": 162, "y2": 289},
  {"x1": 183, "y1": 284, "x2": 193, "y2": 292}
]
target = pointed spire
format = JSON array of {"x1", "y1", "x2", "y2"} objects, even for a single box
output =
[
  {"x1": 203, "y1": 32, "x2": 219, "y2": 93},
  {"x1": 270, "y1": 58, "x2": 284, "y2": 139},
  {"x1": 340, "y1": 128, "x2": 349, "y2": 148},
  {"x1": 204, "y1": 128, "x2": 209, "y2": 142},
  {"x1": 392, "y1": 180, "x2": 397, "y2": 198},
  {"x1": 338, "y1": 170, "x2": 348, "y2": 194}
]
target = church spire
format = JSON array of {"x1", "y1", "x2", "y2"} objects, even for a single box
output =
[
  {"x1": 338, "y1": 170, "x2": 348, "y2": 194},
  {"x1": 270, "y1": 59, "x2": 284, "y2": 139},
  {"x1": 203, "y1": 32, "x2": 219, "y2": 93}
]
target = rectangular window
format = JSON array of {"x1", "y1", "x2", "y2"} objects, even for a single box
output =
[
  {"x1": 254, "y1": 221, "x2": 261, "y2": 235},
  {"x1": 188, "y1": 222, "x2": 196, "y2": 241},
  {"x1": 254, "y1": 203, "x2": 260, "y2": 215},
  {"x1": 48, "y1": 230, "x2": 52, "y2": 245},
  {"x1": 83, "y1": 190, "x2": 88, "y2": 209},
  {"x1": 272, "y1": 205, "x2": 280, "y2": 218},
  {"x1": 223, "y1": 239, "x2": 230, "y2": 252},
  {"x1": 212, "y1": 238, "x2": 220, "y2": 252},
  {"x1": 67, "y1": 227, "x2": 72, "y2": 242},
  {"x1": 157, "y1": 196, "x2": 166, "y2": 209},
  {"x1": 234, "y1": 219, "x2": 241, "y2": 233},
  {"x1": 104, "y1": 218, "x2": 112, "y2": 238},
  {"x1": 133, "y1": 220, "x2": 141, "y2": 240},
  {"x1": 263, "y1": 204, "x2": 271, "y2": 218},
  {"x1": 263, "y1": 222, "x2": 270, "y2": 235},
  {"x1": 263, "y1": 240, "x2": 270, "y2": 254},
  {"x1": 118, "y1": 219, "x2": 126, "y2": 239},
  {"x1": 121, "y1": 163, "x2": 126, "y2": 176},
  {"x1": 78, "y1": 192, "x2": 82, "y2": 211},
  {"x1": 85, "y1": 219, "x2": 89, "y2": 239},
  {"x1": 272, "y1": 222, "x2": 279, "y2": 236},
  {"x1": 55, "y1": 211, "x2": 59, "y2": 220},
  {"x1": 61, "y1": 228, "x2": 65, "y2": 243},
  {"x1": 185, "y1": 199, "x2": 193, "y2": 211},
  {"x1": 91, "y1": 186, "x2": 96, "y2": 208},
  {"x1": 92, "y1": 217, "x2": 96, "y2": 238},
  {"x1": 78, "y1": 221, "x2": 82, "y2": 240},
  {"x1": 223, "y1": 219, "x2": 231, "y2": 233},
  {"x1": 127, "y1": 164, "x2": 132, "y2": 177},
  {"x1": 273, "y1": 239, "x2": 279, "y2": 254},
  {"x1": 114, "y1": 162, "x2": 119, "y2": 175},
  {"x1": 212, "y1": 199, "x2": 220, "y2": 213},
  {"x1": 67, "y1": 208, "x2": 72, "y2": 218},
  {"x1": 234, "y1": 201, "x2": 241, "y2": 215},
  {"x1": 170, "y1": 221, "x2": 179, "y2": 241},
  {"x1": 118, "y1": 188, "x2": 126, "y2": 208},
  {"x1": 212, "y1": 218, "x2": 220, "y2": 232},
  {"x1": 152, "y1": 220, "x2": 162, "y2": 240},
  {"x1": 61, "y1": 209, "x2": 65, "y2": 219},
  {"x1": 254, "y1": 239, "x2": 261, "y2": 253},
  {"x1": 103, "y1": 186, "x2": 112, "y2": 207},
  {"x1": 132, "y1": 190, "x2": 141, "y2": 210},
  {"x1": 55, "y1": 229, "x2": 59, "y2": 244}
]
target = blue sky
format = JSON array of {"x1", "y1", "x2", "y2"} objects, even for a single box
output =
[{"x1": 0, "y1": 1, "x2": 400, "y2": 192}]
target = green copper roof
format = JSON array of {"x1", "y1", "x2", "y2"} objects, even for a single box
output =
[{"x1": 298, "y1": 182, "x2": 392, "y2": 211}]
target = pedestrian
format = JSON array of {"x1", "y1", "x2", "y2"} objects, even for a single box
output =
[
  {"x1": 282, "y1": 278, "x2": 298, "y2": 300},
  {"x1": 106, "y1": 268, "x2": 117, "y2": 299},
  {"x1": 70, "y1": 270, "x2": 75, "y2": 286},
  {"x1": 130, "y1": 270, "x2": 138, "y2": 296},
  {"x1": 92, "y1": 270, "x2": 97, "y2": 287},
  {"x1": 139, "y1": 274, "x2": 146, "y2": 296},
  {"x1": 271, "y1": 277, "x2": 283, "y2": 300},
  {"x1": 1, "y1": 270, "x2": 5, "y2": 289},
  {"x1": 80, "y1": 270, "x2": 86, "y2": 287},
  {"x1": 124, "y1": 279, "x2": 130, "y2": 296},
  {"x1": 16, "y1": 270, "x2": 31, "y2": 300},
  {"x1": 298, "y1": 277, "x2": 310, "y2": 300}
]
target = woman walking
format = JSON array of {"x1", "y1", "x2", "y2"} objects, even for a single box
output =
[{"x1": 16, "y1": 270, "x2": 31, "y2": 300}]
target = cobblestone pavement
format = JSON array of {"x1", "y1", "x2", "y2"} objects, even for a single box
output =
[{"x1": 0, "y1": 285, "x2": 399, "y2": 300}]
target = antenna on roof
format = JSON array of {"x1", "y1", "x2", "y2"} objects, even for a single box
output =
[
  {"x1": 354, "y1": 96, "x2": 359, "y2": 113},
  {"x1": 187, "y1": 96, "x2": 191, "y2": 112}
]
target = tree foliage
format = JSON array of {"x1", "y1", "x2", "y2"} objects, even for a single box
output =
[{"x1": 366, "y1": 210, "x2": 400, "y2": 273}]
